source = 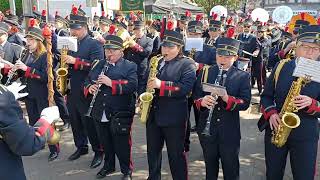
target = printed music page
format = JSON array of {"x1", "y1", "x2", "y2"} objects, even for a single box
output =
[
  {"x1": 185, "y1": 38, "x2": 204, "y2": 52},
  {"x1": 293, "y1": 57, "x2": 320, "y2": 83}
]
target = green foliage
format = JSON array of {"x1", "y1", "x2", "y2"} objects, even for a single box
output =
[
  {"x1": 0, "y1": 0, "x2": 23, "y2": 16},
  {"x1": 194, "y1": 0, "x2": 240, "y2": 15}
]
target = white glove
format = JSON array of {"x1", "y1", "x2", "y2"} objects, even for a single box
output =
[
  {"x1": 40, "y1": 106, "x2": 60, "y2": 124},
  {"x1": 6, "y1": 82, "x2": 28, "y2": 100}
]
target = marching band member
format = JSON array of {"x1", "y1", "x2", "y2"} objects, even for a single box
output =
[
  {"x1": 184, "y1": 19, "x2": 217, "y2": 152},
  {"x1": 99, "y1": 12, "x2": 112, "y2": 38},
  {"x1": 0, "y1": 83, "x2": 60, "y2": 180},
  {"x1": 193, "y1": 30, "x2": 251, "y2": 180},
  {"x1": 146, "y1": 30, "x2": 196, "y2": 180},
  {"x1": 277, "y1": 20, "x2": 310, "y2": 60},
  {"x1": 124, "y1": 20, "x2": 153, "y2": 95},
  {"x1": 64, "y1": 7, "x2": 104, "y2": 168},
  {"x1": 237, "y1": 19, "x2": 260, "y2": 71},
  {"x1": 84, "y1": 35, "x2": 137, "y2": 180},
  {"x1": 92, "y1": 12, "x2": 100, "y2": 32},
  {"x1": 251, "y1": 25, "x2": 271, "y2": 94},
  {"x1": 54, "y1": 11, "x2": 69, "y2": 37},
  {"x1": 6, "y1": 22, "x2": 61, "y2": 161},
  {"x1": 4, "y1": 11, "x2": 24, "y2": 46},
  {"x1": 205, "y1": 15, "x2": 223, "y2": 48},
  {"x1": 176, "y1": 11, "x2": 191, "y2": 35},
  {"x1": 260, "y1": 25, "x2": 320, "y2": 180},
  {"x1": 0, "y1": 22, "x2": 23, "y2": 84},
  {"x1": 148, "y1": 22, "x2": 161, "y2": 57}
]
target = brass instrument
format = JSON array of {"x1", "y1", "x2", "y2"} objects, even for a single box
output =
[
  {"x1": 286, "y1": 47, "x2": 296, "y2": 59},
  {"x1": 272, "y1": 76, "x2": 310, "y2": 147},
  {"x1": 138, "y1": 55, "x2": 162, "y2": 124},
  {"x1": 48, "y1": 129, "x2": 61, "y2": 145},
  {"x1": 123, "y1": 35, "x2": 136, "y2": 49},
  {"x1": 56, "y1": 45, "x2": 68, "y2": 95}
]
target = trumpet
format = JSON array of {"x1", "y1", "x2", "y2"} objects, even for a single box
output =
[
  {"x1": 85, "y1": 61, "x2": 110, "y2": 118},
  {"x1": 123, "y1": 35, "x2": 136, "y2": 49}
]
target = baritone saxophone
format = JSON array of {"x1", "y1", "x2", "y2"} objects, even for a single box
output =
[{"x1": 138, "y1": 55, "x2": 162, "y2": 124}]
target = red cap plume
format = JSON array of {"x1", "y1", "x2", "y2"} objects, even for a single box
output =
[
  {"x1": 317, "y1": 17, "x2": 320, "y2": 25},
  {"x1": 42, "y1": 25, "x2": 52, "y2": 38},
  {"x1": 196, "y1": 14, "x2": 203, "y2": 21},
  {"x1": 213, "y1": 13, "x2": 218, "y2": 20},
  {"x1": 108, "y1": 24, "x2": 116, "y2": 34},
  {"x1": 29, "y1": 18, "x2": 36, "y2": 27},
  {"x1": 102, "y1": 11, "x2": 105, "y2": 17},
  {"x1": 167, "y1": 20, "x2": 174, "y2": 31},
  {"x1": 41, "y1": 10, "x2": 46, "y2": 16},
  {"x1": 185, "y1": 10, "x2": 191, "y2": 17},
  {"x1": 263, "y1": 22, "x2": 266, "y2": 26},
  {"x1": 227, "y1": 17, "x2": 232, "y2": 25},
  {"x1": 300, "y1": 12, "x2": 306, "y2": 20},
  {"x1": 33, "y1": 5, "x2": 36, "y2": 11},
  {"x1": 72, "y1": 6, "x2": 78, "y2": 15},
  {"x1": 284, "y1": 26, "x2": 289, "y2": 32},
  {"x1": 226, "y1": 27, "x2": 235, "y2": 38}
]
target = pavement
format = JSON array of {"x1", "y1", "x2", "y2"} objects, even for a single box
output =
[{"x1": 24, "y1": 90, "x2": 320, "y2": 180}]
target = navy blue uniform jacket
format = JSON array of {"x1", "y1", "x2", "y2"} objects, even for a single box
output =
[
  {"x1": 261, "y1": 59, "x2": 320, "y2": 141},
  {"x1": 0, "y1": 86, "x2": 46, "y2": 180},
  {"x1": 193, "y1": 65, "x2": 251, "y2": 144},
  {"x1": 149, "y1": 56, "x2": 197, "y2": 127},
  {"x1": 83, "y1": 58, "x2": 138, "y2": 121}
]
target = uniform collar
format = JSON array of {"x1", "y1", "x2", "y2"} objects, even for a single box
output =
[{"x1": 108, "y1": 57, "x2": 123, "y2": 67}]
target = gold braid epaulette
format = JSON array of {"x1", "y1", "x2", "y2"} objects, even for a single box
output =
[{"x1": 273, "y1": 58, "x2": 292, "y2": 87}]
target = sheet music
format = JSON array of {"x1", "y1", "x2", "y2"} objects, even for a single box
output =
[
  {"x1": 185, "y1": 38, "x2": 204, "y2": 52},
  {"x1": 202, "y1": 83, "x2": 227, "y2": 96},
  {"x1": 293, "y1": 57, "x2": 320, "y2": 83},
  {"x1": 57, "y1": 36, "x2": 78, "y2": 52}
]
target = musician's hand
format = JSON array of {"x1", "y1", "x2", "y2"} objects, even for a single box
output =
[
  {"x1": 147, "y1": 78, "x2": 161, "y2": 89},
  {"x1": 221, "y1": 94, "x2": 229, "y2": 103},
  {"x1": 269, "y1": 113, "x2": 281, "y2": 130},
  {"x1": 15, "y1": 61, "x2": 27, "y2": 71},
  {"x1": 201, "y1": 95, "x2": 217, "y2": 109},
  {"x1": 194, "y1": 62, "x2": 199, "y2": 70},
  {"x1": 88, "y1": 84, "x2": 99, "y2": 94},
  {"x1": 65, "y1": 55, "x2": 76, "y2": 64},
  {"x1": 98, "y1": 74, "x2": 112, "y2": 87},
  {"x1": 253, "y1": 50, "x2": 260, "y2": 57},
  {"x1": 293, "y1": 95, "x2": 313, "y2": 110}
]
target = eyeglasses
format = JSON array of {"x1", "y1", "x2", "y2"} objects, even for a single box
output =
[
  {"x1": 298, "y1": 44, "x2": 320, "y2": 53},
  {"x1": 244, "y1": 25, "x2": 250, "y2": 28}
]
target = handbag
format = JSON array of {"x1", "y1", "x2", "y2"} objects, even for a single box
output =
[{"x1": 110, "y1": 111, "x2": 134, "y2": 135}]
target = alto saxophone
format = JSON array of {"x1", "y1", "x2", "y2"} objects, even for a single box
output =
[
  {"x1": 138, "y1": 55, "x2": 162, "y2": 124},
  {"x1": 56, "y1": 46, "x2": 68, "y2": 95},
  {"x1": 272, "y1": 76, "x2": 310, "y2": 147}
]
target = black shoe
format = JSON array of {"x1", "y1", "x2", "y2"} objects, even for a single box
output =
[
  {"x1": 122, "y1": 174, "x2": 132, "y2": 180},
  {"x1": 68, "y1": 147, "x2": 89, "y2": 161},
  {"x1": 48, "y1": 152, "x2": 59, "y2": 162},
  {"x1": 58, "y1": 122, "x2": 70, "y2": 131},
  {"x1": 96, "y1": 168, "x2": 115, "y2": 179},
  {"x1": 90, "y1": 152, "x2": 103, "y2": 169}
]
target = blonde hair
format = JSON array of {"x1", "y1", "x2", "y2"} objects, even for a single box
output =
[{"x1": 34, "y1": 40, "x2": 46, "y2": 60}]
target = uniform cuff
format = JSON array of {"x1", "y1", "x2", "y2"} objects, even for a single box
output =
[
  {"x1": 133, "y1": 44, "x2": 143, "y2": 52},
  {"x1": 278, "y1": 50, "x2": 285, "y2": 59},
  {"x1": 194, "y1": 98, "x2": 203, "y2": 110},
  {"x1": 74, "y1": 58, "x2": 91, "y2": 70},
  {"x1": 306, "y1": 99, "x2": 320, "y2": 114},
  {"x1": 261, "y1": 105, "x2": 278, "y2": 120},
  {"x1": 25, "y1": 67, "x2": 32, "y2": 78},
  {"x1": 34, "y1": 118, "x2": 52, "y2": 136},
  {"x1": 159, "y1": 81, "x2": 180, "y2": 97},
  {"x1": 111, "y1": 80, "x2": 128, "y2": 95},
  {"x1": 2, "y1": 64, "x2": 11, "y2": 75},
  {"x1": 225, "y1": 96, "x2": 244, "y2": 111}
]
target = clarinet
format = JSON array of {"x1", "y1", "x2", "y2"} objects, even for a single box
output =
[
  {"x1": 201, "y1": 65, "x2": 224, "y2": 136},
  {"x1": 5, "y1": 49, "x2": 29, "y2": 86},
  {"x1": 85, "y1": 61, "x2": 110, "y2": 117}
]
